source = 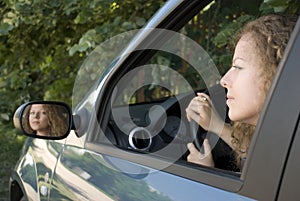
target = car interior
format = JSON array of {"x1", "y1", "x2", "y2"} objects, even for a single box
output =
[{"x1": 108, "y1": 82, "x2": 239, "y2": 167}]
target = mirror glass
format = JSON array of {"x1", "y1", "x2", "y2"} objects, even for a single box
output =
[{"x1": 21, "y1": 103, "x2": 70, "y2": 138}]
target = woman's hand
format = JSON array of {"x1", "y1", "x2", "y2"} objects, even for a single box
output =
[
  {"x1": 187, "y1": 139, "x2": 214, "y2": 167},
  {"x1": 186, "y1": 93, "x2": 224, "y2": 133}
]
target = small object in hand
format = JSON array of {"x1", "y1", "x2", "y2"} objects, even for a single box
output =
[{"x1": 200, "y1": 97, "x2": 207, "y2": 103}]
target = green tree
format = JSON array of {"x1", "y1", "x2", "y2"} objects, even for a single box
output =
[
  {"x1": 0, "y1": 0, "x2": 165, "y2": 113},
  {"x1": 0, "y1": 0, "x2": 165, "y2": 197}
]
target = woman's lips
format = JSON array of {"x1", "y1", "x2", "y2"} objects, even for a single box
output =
[{"x1": 226, "y1": 95, "x2": 234, "y2": 105}]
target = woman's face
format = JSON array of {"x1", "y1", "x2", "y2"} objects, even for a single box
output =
[
  {"x1": 29, "y1": 104, "x2": 50, "y2": 135},
  {"x1": 221, "y1": 34, "x2": 266, "y2": 126}
]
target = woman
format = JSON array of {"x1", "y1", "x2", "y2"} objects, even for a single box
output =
[
  {"x1": 23, "y1": 104, "x2": 68, "y2": 137},
  {"x1": 185, "y1": 14, "x2": 297, "y2": 169},
  {"x1": 29, "y1": 104, "x2": 51, "y2": 136}
]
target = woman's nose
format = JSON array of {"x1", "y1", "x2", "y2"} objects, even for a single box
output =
[
  {"x1": 220, "y1": 72, "x2": 231, "y2": 88},
  {"x1": 34, "y1": 112, "x2": 40, "y2": 118}
]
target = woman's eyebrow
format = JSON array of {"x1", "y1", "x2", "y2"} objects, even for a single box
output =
[{"x1": 232, "y1": 57, "x2": 247, "y2": 64}]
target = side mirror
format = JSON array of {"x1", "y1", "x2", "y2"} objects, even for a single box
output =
[{"x1": 13, "y1": 101, "x2": 72, "y2": 140}]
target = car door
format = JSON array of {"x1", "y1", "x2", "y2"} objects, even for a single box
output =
[
  {"x1": 49, "y1": 0, "x2": 300, "y2": 200},
  {"x1": 13, "y1": 138, "x2": 66, "y2": 200}
]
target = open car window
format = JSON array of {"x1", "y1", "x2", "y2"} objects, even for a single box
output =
[{"x1": 99, "y1": 1, "x2": 234, "y2": 162}]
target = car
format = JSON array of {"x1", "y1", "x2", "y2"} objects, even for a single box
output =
[{"x1": 10, "y1": 0, "x2": 300, "y2": 200}]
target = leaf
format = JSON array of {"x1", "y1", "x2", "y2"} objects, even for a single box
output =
[
  {"x1": 0, "y1": 113, "x2": 10, "y2": 121},
  {"x1": 260, "y1": 0, "x2": 297, "y2": 13},
  {"x1": 135, "y1": 17, "x2": 146, "y2": 27},
  {"x1": 69, "y1": 44, "x2": 80, "y2": 56},
  {"x1": 0, "y1": 23, "x2": 14, "y2": 35}
]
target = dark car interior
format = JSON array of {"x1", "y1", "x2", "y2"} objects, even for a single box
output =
[{"x1": 99, "y1": 82, "x2": 238, "y2": 171}]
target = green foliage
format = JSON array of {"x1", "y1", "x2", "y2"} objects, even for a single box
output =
[
  {"x1": 0, "y1": 124, "x2": 25, "y2": 197},
  {"x1": 0, "y1": 0, "x2": 165, "y2": 197},
  {"x1": 260, "y1": 0, "x2": 300, "y2": 14},
  {"x1": 0, "y1": 0, "x2": 165, "y2": 116}
]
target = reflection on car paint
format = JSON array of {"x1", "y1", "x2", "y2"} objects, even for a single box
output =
[
  {"x1": 49, "y1": 144, "x2": 256, "y2": 201},
  {"x1": 16, "y1": 133, "x2": 256, "y2": 200}
]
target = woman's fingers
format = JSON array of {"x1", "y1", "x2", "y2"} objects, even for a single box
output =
[
  {"x1": 186, "y1": 93, "x2": 211, "y2": 121},
  {"x1": 196, "y1": 93, "x2": 212, "y2": 106},
  {"x1": 201, "y1": 139, "x2": 214, "y2": 167},
  {"x1": 187, "y1": 143, "x2": 201, "y2": 163},
  {"x1": 187, "y1": 142, "x2": 198, "y2": 153},
  {"x1": 187, "y1": 139, "x2": 214, "y2": 167},
  {"x1": 186, "y1": 97, "x2": 199, "y2": 122},
  {"x1": 203, "y1": 139, "x2": 211, "y2": 155}
]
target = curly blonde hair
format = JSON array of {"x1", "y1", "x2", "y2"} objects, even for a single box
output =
[
  {"x1": 43, "y1": 104, "x2": 69, "y2": 136},
  {"x1": 231, "y1": 14, "x2": 297, "y2": 166}
]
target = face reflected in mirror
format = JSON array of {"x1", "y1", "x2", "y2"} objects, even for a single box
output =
[
  {"x1": 29, "y1": 104, "x2": 50, "y2": 136},
  {"x1": 22, "y1": 103, "x2": 70, "y2": 137}
]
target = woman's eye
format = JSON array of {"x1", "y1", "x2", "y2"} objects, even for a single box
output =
[{"x1": 232, "y1": 65, "x2": 242, "y2": 70}]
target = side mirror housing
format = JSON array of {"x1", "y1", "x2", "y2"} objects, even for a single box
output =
[{"x1": 13, "y1": 101, "x2": 72, "y2": 140}]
